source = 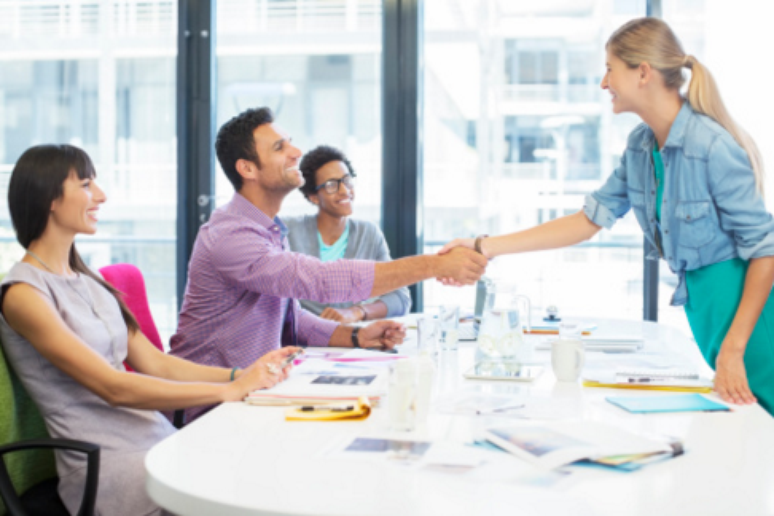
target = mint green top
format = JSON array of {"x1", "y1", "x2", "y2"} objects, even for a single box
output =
[
  {"x1": 317, "y1": 223, "x2": 350, "y2": 262},
  {"x1": 652, "y1": 142, "x2": 665, "y2": 222}
]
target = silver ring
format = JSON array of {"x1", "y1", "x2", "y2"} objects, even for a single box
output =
[{"x1": 266, "y1": 363, "x2": 280, "y2": 375}]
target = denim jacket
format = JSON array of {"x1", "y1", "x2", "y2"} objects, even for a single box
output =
[{"x1": 584, "y1": 102, "x2": 774, "y2": 306}]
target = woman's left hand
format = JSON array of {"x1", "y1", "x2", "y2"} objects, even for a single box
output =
[{"x1": 714, "y1": 347, "x2": 757, "y2": 405}]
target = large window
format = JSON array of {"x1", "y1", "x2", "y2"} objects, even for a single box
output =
[
  {"x1": 0, "y1": 1, "x2": 178, "y2": 341},
  {"x1": 422, "y1": 0, "x2": 649, "y2": 324},
  {"x1": 214, "y1": 0, "x2": 383, "y2": 225}
]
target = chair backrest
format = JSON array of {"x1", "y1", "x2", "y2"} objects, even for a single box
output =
[
  {"x1": 0, "y1": 334, "x2": 57, "y2": 516},
  {"x1": 98, "y1": 264, "x2": 164, "y2": 351}
]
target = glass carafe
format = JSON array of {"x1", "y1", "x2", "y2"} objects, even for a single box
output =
[{"x1": 477, "y1": 282, "x2": 532, "y2": 360}]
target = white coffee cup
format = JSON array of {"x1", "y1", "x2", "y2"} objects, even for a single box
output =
[{"x1": 551, "y1": 338, "x2": 585, "y2": 382}]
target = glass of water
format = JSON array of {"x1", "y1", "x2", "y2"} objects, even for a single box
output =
[
  {"x1": 438, "y1": 305, "x2": 460, "y2": 351},
  {"x1": 416, "y1": 317, "x2": 439, "y2": 358},
  {"x1": 477, "y1": 282, "x2": 531, "y2": 360}
]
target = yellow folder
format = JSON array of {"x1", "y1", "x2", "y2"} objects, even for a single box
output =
[
  {"x1": 285, "y1": 396, "x2": 372, "y2": 421},
  {"x1": 582, "y1": 379, "x2": 712, "y2": 393}
]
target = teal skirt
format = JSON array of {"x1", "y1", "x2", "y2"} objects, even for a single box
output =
[{"x1": 685, "y1": 257, "x2": 774, "y2": 415}]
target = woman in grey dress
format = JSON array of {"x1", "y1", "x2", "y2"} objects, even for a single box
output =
[
  {"x1": 0, "y1": 144, "x2": 300, "y2": 516},
  {"x1": 286, "y1": 145, "x2": 411, "y2": 323}
]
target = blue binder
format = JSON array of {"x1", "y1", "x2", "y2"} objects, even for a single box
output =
[{"x1": 606, "y1": 394, "x2": 731, "y2": 414}]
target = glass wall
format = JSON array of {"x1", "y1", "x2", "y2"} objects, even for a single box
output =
[
  {"x1": 0, "y1": 1, "x2": 178, "y2": 342},
  {"x1": 422, "y1": 0, "x2": 650, "y2": 324},
  {"x1": 214, "y1": 0, "x2": 383, "y2": 225}
]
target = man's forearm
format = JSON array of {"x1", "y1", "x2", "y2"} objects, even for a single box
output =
[
  {"x1": 328, "y1": 324, "x2": 355, "y2": 347},
  {"x1": 371, "y1": 255, "x2": 436, "y2": 298}
]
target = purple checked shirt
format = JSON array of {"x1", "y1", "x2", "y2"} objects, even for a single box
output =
[{"x1": 170, "y1": 193, "x2": 375, "y2": 420}]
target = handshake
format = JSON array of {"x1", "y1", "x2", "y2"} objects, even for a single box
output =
[{"x1": 432, "y1": 237, "x2": 489, "y2": 287}]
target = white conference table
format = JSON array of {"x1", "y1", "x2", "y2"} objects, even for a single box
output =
[{"x1": 146, "y1": 318, "x2": 774, "y2": 516}]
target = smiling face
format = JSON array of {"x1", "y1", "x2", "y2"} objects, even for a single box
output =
[
  {"x1": 247, "y1": 123, "x2": 304, "y2": 194},
  {"x1": 49, "y1": 170, "x2": 106, "y2": 236},
  {"x1": 600, "y1": 49, "x2": 643, "y2": 114},
  {"x1": 309, "y1": 160, "x2": 355, "y2": 219}
]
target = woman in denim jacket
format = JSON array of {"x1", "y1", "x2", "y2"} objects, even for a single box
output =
[{"x1": 441, "y1": 18, "x2": 774, "y2": 414}]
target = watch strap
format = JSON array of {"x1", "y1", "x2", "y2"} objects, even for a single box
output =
[
  {"x1": 474, "y1": 234, "x2": 489, "y2": 256},
  {"x1": 351, "y1": 327, "x2": 361, "y2": 348}
]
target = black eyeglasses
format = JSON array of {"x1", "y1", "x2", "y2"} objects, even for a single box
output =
[{"x1": 314, "y1": 175, "x2": 356, "y2": 194}]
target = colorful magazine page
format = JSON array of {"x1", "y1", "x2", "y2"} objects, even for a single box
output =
[{"x1": 484, "y1": 421, "x2": 672, "y2": 470}]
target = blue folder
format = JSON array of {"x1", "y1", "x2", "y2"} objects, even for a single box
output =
[{"x1": 606, "y1": 393, "x2": 731, "y2": 414}]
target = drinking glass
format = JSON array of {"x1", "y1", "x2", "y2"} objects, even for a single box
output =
[
  {"x1": 388, "y1": 359, "x2": 416, "y2": 431},
  {"x1": 438, "y1": 305, "x2": 460, "y2": 351},
  {"x1": 417, "y1": 317, "x2": 439, "y2": 358},
  {"x1": 477, "y1": 282, "x2": 532, "y2": 360}
]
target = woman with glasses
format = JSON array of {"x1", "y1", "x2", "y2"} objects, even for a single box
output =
[{"x1": 285, "y1": 145, "x2": 411, "y2": 323}]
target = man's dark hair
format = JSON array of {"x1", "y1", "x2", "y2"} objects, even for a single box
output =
[
  {"x1": 215, "y1": 107, "x2": 274, "y2": 191},
  {"x1": 298, "y1": 145, "x2": 356, "y2": 202}
]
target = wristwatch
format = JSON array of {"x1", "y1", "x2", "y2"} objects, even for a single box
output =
[
  {"x1": 351, "y1": 327, "x2": 361, "y2": 348},
  {"x1": 474, "y1": 234, "x2": 489, "y2": 256}
]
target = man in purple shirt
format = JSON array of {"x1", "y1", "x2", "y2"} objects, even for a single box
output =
[{"x1": 170, "y1": 107, "x2": 487, "y2": 421}]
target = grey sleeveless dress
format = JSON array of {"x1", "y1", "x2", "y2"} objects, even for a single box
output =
[{"x1": 0, "y1": 263, "x2": 176, "y2": 516}]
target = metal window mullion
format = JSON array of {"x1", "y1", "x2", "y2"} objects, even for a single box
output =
[
  {"x1": 382, "y1": 0, "x2": 424, "y2": 311},
  {"x1": 643, "y1": 0, "x2": 662, "y2": 321},
  {"x1": 176, "y1": 0, "x2": 216, "y2": 306}
]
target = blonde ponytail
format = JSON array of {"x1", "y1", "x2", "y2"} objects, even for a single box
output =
[
  {"x1": 608, "y1": 18, "x2": 765, "y2": 195},
  {"x1": 684, "y1": 55, "x2": 765, "y2": 195}
]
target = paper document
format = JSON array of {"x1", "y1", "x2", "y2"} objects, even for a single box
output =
[
  {"x1": 245, "y1": 358, "x2": 388, "y2": 405},
  {"x1": 535, "y1": 336, "x2": 644, "y2": 352},
  {"x1": 583, "y1": 369, "x2": 713, "y2": 393}
]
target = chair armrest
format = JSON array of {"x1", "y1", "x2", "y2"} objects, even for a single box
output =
[{"x1": 0, "y1": 438, "x2": 100, "y2": 516}]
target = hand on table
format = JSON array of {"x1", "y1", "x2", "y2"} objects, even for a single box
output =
[
  {"x1": 320, "y1": 306, "x2": 363, "y2": 324},
  {"x1": 359, "y1": 320, "x2": 406, "y2": 350},
  {"x1": 714, "y1": 348, "x2": 757, "y2": 405},
  {"x1": 433, "y1": 247, "x2": 487, "y2": 287}
]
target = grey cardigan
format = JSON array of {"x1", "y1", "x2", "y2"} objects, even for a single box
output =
[{"x1": 284, "y1": 214, "x2": 411, "y2": 317}]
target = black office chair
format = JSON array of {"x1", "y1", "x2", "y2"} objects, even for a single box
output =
[{"x1": 0, "y1": 439, "x2": 100, "y2": 516}]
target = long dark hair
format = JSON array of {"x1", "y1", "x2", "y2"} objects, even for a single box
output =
[{"x1": 8, "y1": 144, "x2": 140, "y2": 334}]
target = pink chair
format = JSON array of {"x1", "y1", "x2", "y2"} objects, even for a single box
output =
[
  {"x1": 99, "y1": 263, "x2": 164, "y2": 354},
  {"x1": 99, "y1": 263, "x2": 185, "y2": 427}
]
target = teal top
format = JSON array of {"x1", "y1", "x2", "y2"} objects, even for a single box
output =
[
  {"x1": 652, "y1": 142, "x2": 665, "y2": 222},
  {"x1": 317, "y1": 223, "x2": 349, "y2": 262}
]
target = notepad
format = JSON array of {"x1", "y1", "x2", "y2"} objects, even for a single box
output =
[{"x1": 606, "y1": 394, "x2": 731, "y2": 414}]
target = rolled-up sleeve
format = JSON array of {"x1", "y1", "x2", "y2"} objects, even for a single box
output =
[
  {"x1": 210, "y1": 227, "x2": 376, "y2": 304},
  {"x1": 296, "y1": 302, "x2": 339, "y2": 347},
  {"x1": 583, "y1": 153, "x2": 632, "y2": 230},
  {"x1": 709, "y1": 135, "x2": 774, "y2": 260}
]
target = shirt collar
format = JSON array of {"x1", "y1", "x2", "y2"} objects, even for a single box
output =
[
  {"x1": 639, "y1": 100, "x2": 693, "y2": 152},
  {"x1": 663, "y1": 101, "x2": 693, "y2": 149},
  {"x1": 230, "y1": 192, "x2": 288, "y2": 238}
]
